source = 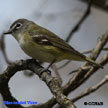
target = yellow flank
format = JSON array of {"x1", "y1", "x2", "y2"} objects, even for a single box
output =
[{"x1": 18, "y1": 32, "x2": 82, "y2": 63}]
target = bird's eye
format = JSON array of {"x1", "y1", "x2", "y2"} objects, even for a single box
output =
[{"x1": 15, "y1": 23, "x2": 22, "y2": 29}]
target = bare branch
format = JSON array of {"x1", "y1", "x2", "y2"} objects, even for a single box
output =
[
  {"x1": 81, "y1": 0, "x2": 108, "y2": 12},
  {"x1": 72, "y1": 75, "x2": 108, "y2": 102},
  {"x1": 65, "y1": 0, "x2": 92, "y2": 42},
  {"x1": 57, "y1": 61, "x2": 71, "y2": 70},
  {"x1": 0, "y1": 59, "x2": 76, "y2": 108},
  {"x1": 63, "y1": 28, "x2": 108, "y2": 95},
  {"x1": 89, "y1": 34, "x2": 108, "y2": 60},
  {"x1": 0, "y1": 33, "x2": 11, "y2": 64},
  {"x1": 51, "y1": 64, "x2": 62, "y2": 84},
  {"x1": 82, "y1": 47, "x2": 108, "y2": 54}
]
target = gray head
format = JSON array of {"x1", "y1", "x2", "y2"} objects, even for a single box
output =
[{"x1": 4, "y1": 19, "x2": 34, "y2": 35}]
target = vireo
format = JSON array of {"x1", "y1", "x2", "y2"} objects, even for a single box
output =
[{"x1": 4, "y1": 19, "x2": 103, "y2": 73}]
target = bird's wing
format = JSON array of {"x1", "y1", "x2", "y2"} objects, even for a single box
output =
[{"x1": 29, "y1": 27, "x2": 85, "y2": 58}]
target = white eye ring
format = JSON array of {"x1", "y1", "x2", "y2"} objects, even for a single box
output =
[{"x1": 15, "y1": 23, "x2": 22, "y2": 29}]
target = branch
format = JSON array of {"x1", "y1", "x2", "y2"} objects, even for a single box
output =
[
  {"x1": 0, "y1": 33, "x2": 11, "y2": 64},
  {"x1": 0, "y1": 59, "x2": 76, "y2": 108},
  {"x1": 51, "y1": 64, "x2": 62, "y2": 84},
  {"x1": 65, "y1": 0, "x2": 92, "y2": 42},
  {"x1": 57, "y1": 61, "x2": 71, "y2": 70},
  {"x1": 72, "y1": 75, "x2": 108, "y2": 102},
  {"x1": 82, "y1": 47, "x2": 108, "y2": 54},
  {"x1": 63, "y1": 27, "x2": 108, "y2": 95},
  {"x1": 57, "y1": 74, "x2": 108, "y2": 108},
  {"x1": 81, "y1": 0, "x2": 108, "y2": 12}
]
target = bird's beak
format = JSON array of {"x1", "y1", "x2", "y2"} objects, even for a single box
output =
[{"x1": 3, "y1": 29, "x2": 12, "y2": 35}]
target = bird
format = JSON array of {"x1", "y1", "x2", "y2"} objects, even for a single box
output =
[{"x1": 4, "y1": 19, "x2": 103, "y2": 73}]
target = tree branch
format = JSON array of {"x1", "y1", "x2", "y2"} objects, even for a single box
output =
[
  {"x1": 57, "y1": 61, "x2": 71, "y2": 70},
  {"x1": 51, "y1": 64, "x2": 62, "y2": 84},
  {"x1": 81, "y1": 0, "x2": 108, "y2": 12},
  {"x1": 65, "y1": 0, "x2": 92, "y2": 42},
  {"x1": 0, "y1": 59, "x2": 76, "y2": 108},
  {"x1": 82, "y1": 47, "x2": 108, "y2": 54},
  {"x1": 72, "y1": 75, "x2": 108, "y2": 102},
  {"x1": 0, "y1": 33, "x2": 11, "y2": 64},
  {"x1": 64, "y1": 28, "x2": 108, "y2": 95}
]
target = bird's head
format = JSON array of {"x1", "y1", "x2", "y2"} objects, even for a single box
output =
[{"x1": 4, "y1": 19, "x2": 35, "y2": 39}]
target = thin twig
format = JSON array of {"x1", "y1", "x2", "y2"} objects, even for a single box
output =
[
  {"x1": 51, "y1": 64, "x2": 62, "y2": 84},
  {"x1": 57, "y1": 74, "x2": 108, "y2": 108},
  {"x1": 82, "y1": 47, "x2": 108, "y2": 54},
  {"x1": 81, "y1": 0, "x2": 108, "y2": 12},
  {"x1": 57, "y1": 61, "x2": 71, "y2": 70},
  {"x1": 65, "y1": 0, "x2": 92, "y2": 42},
  {"x1": 72, "y1": 75, "x2": 108, "y2": 102},
  {"x1": 0, "y1": 33, "x2": 11, "y2": 64}
]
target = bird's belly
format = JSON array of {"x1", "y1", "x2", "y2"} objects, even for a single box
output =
[{"x1": 19, "y1": 40, "x2": 58, "y2": 62}]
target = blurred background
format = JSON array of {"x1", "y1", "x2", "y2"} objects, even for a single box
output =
[{"x1": 0, "y1": 0, "x2": 108, "y2": 108}]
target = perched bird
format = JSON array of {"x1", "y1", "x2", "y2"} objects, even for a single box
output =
[{"x1": 4, "y1": 19, "x2": 103, "y2": 73}]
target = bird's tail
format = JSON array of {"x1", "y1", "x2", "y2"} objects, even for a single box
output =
[{"x1": 85, "y1": 57, "x2": 103, "y2": 69}]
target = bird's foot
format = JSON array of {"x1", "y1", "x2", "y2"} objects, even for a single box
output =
[{"x1": 39, "y1": 68, "x2": 51, "y2": 76}]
